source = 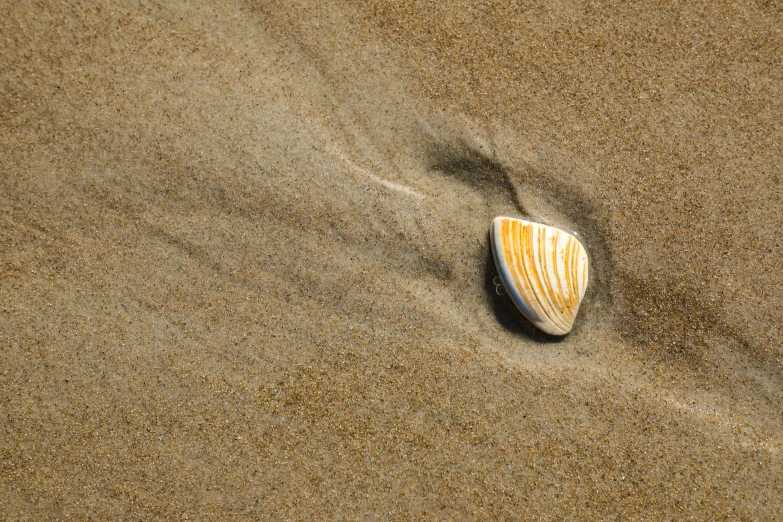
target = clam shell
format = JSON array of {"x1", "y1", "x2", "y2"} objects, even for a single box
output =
[{"x1": 490, "y1": 216, "x2": 589, "y2": 336}]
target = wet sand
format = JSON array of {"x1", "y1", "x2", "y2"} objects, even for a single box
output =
[{"x1": 2, "y1": 0, "x2": 782, "y2": 519}]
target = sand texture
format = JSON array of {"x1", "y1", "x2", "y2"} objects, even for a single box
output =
[{"x1": 2, "y1": 0, "x2": 783, "y2": 519}]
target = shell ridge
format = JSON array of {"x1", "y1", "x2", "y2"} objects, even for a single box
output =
[
  {"x1": 570, "y1": 239, "x2": 586, "y2": 308},
  {"x1": 548, "y1": 230, "x2": 573, "y2": 330},
  {"x1": 578, "y1": 249, "x2": 589, "y2": 299},
  {"x1": 513, "y1": 221, "x2": 544, "y2": 323},
  {"x1": 502, "y1": 218, "x2": 540, "y2": 323},
  {"x1": 510, "y1": 220, "x2": 547, "y2": 325},
  {"x1": 554, "y1": 232, "x2": 574, "y2": 322},
  {"x1": 565, "y1": 235, "x2": 578, "y2": 314},
  {"x1": 551, "y1": 232, "x2": 567, "y2": 315},
  {"x1": 548, "y1": 229, "x2": 572, "y2": 321},
  {"x1": 521, "y1": 222, "x2": 553, "y2": 328},
  {"x1": 535, "y1": 226, "x2": 570, "y2": 332}
]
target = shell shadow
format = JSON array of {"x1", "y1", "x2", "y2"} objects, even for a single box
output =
[
  {"x1": 483, "y1": 239, "x2": 568, "y2": 344},
  {"x1": 427, "y1": 139, "x2": 522, "y2": 211}
]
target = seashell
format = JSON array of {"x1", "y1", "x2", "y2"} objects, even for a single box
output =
[{"x1": 490, "y1": 216, "x2": 589, "y2": 336}]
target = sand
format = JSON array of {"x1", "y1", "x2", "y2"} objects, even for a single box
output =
[{"x1": 2, "y1": 0, "x2": 782, "y2": 519}]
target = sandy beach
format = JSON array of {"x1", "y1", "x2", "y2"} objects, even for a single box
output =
[{"x1": 2, "y1": 0, "x2": 782, "y2": 518}]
